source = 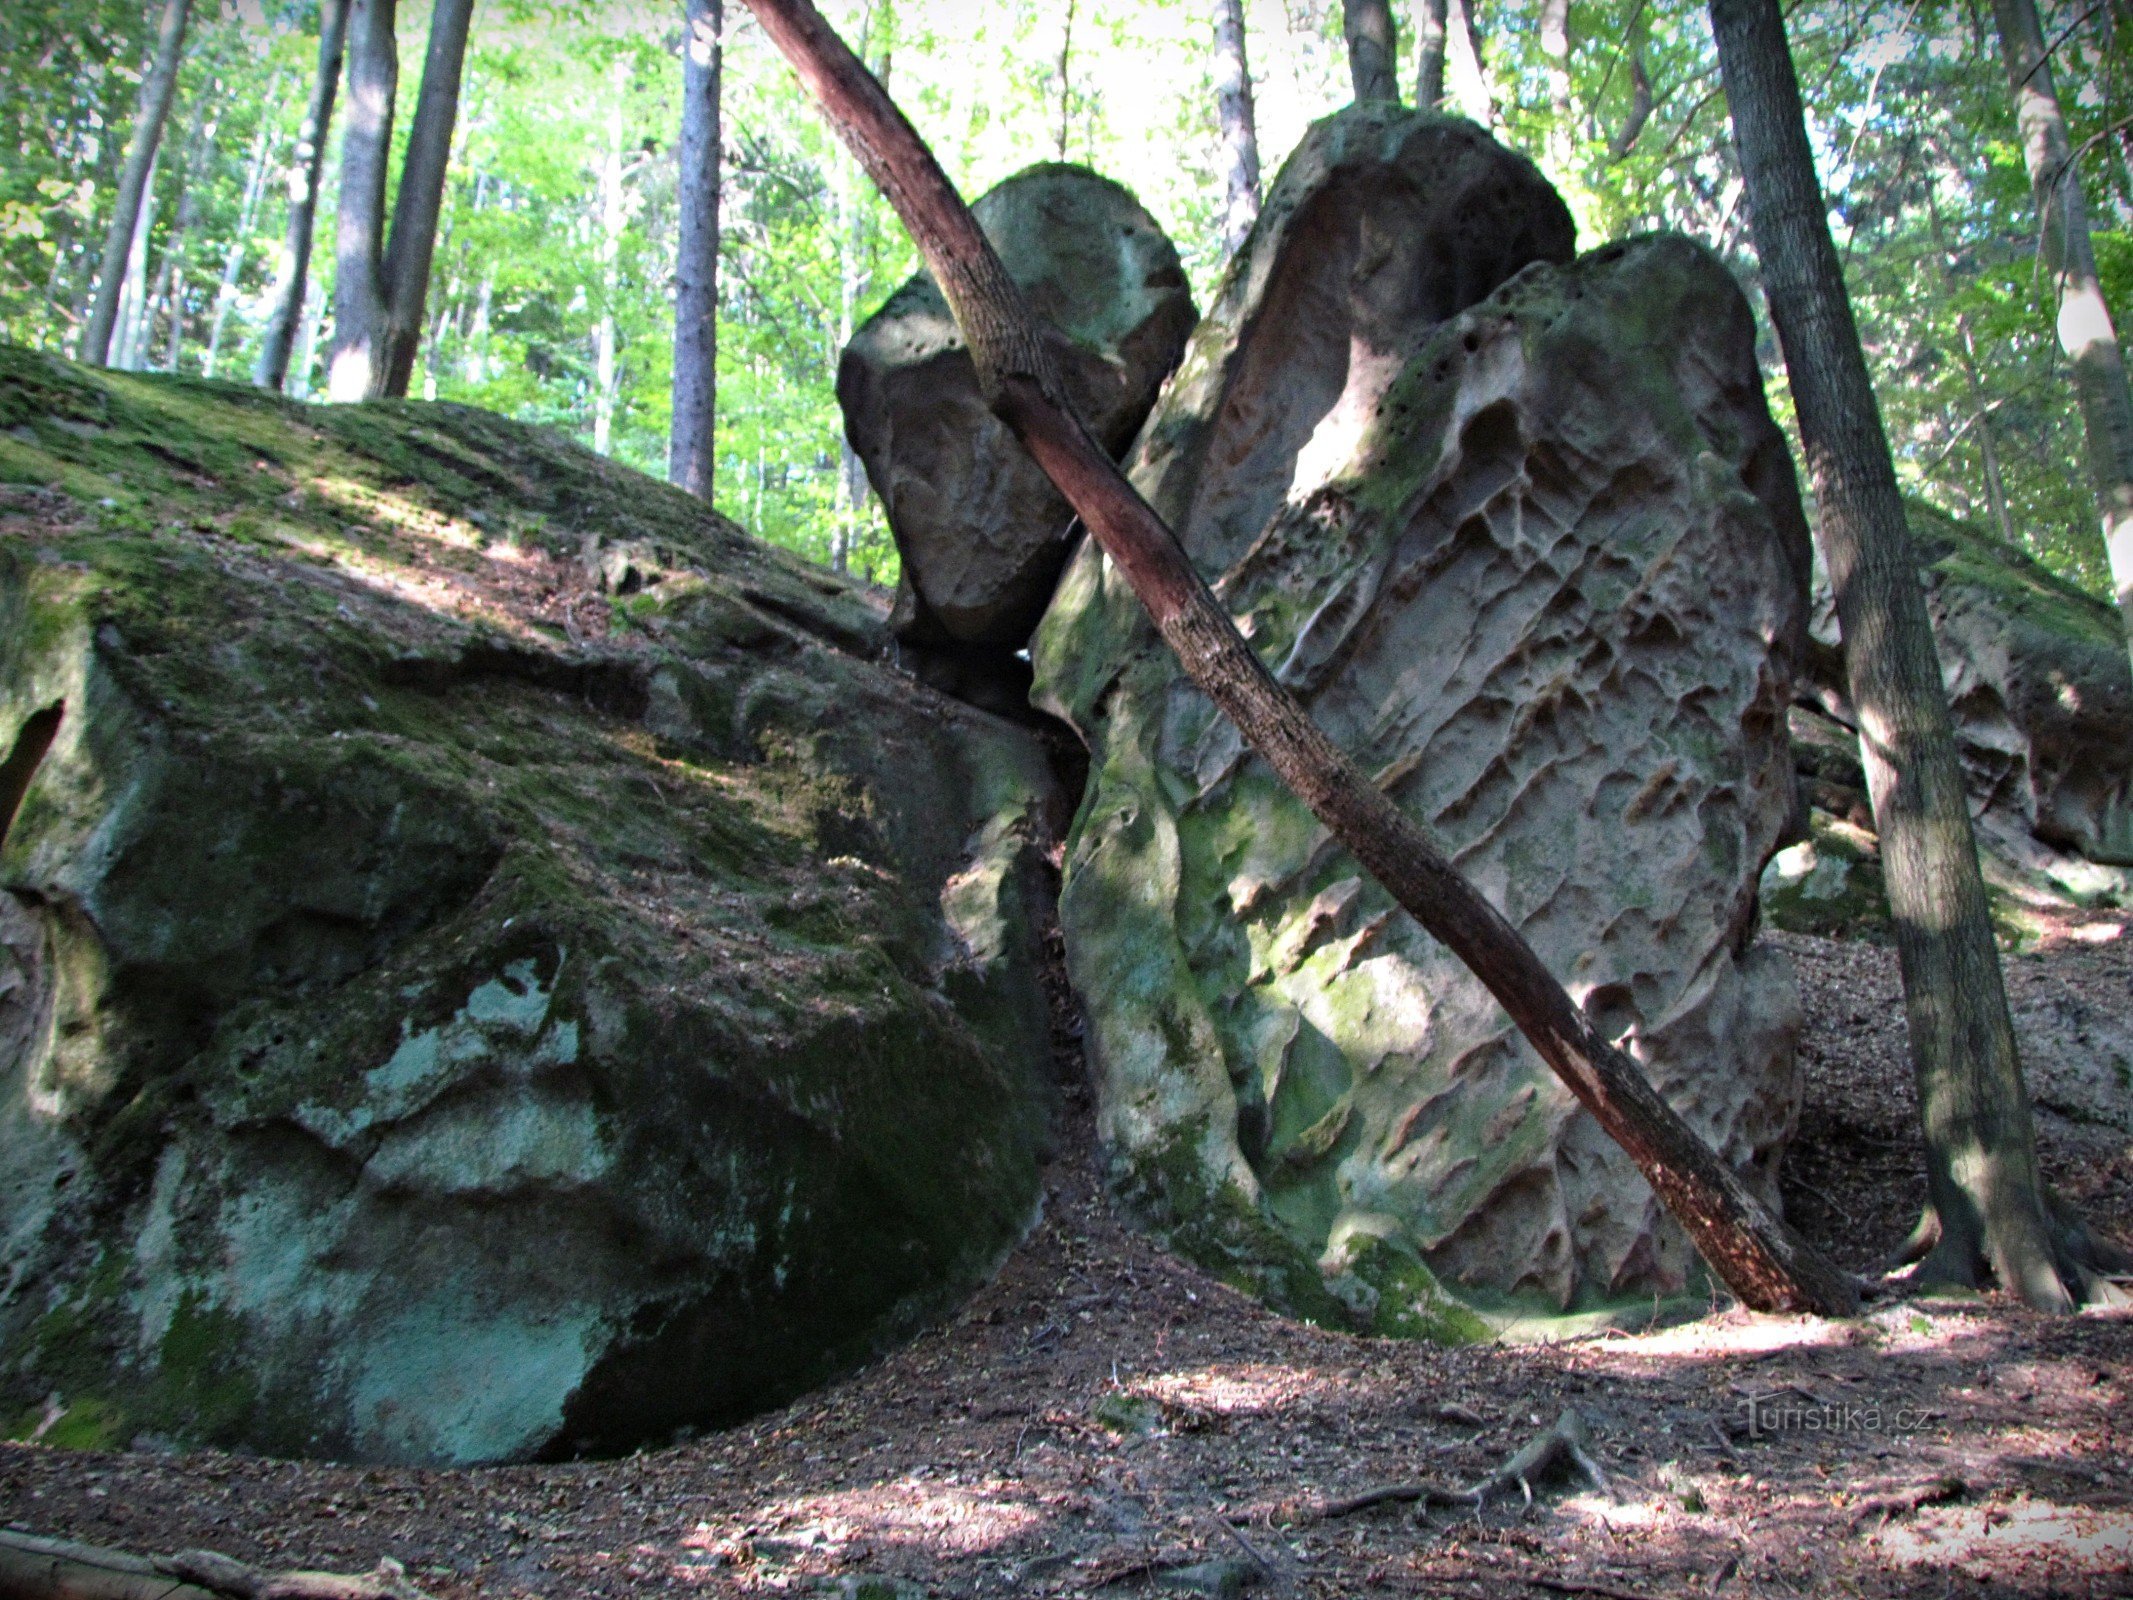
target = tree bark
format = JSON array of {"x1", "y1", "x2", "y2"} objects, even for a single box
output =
[
  {"x1": 378, "y1": 0, "x2": 476, "y2": 396},
  {"x1": 669, "y1": 0, "x2": 724, "y2": 498},
  {"x1": 328, "y1": 0, "x2": 399, "y2": 400},
  {"x1": 1709, "y1": 0, "x2": 2117, "y2": 1311},
  {"x1": 1342, "y1": 0, "x2": 1399, "y2": 104},
  {"x1": 110, "y1": 151, "x2": 160, "y2": 371},
  {"x1": 257, "y1": 0, "x2": 349, "y2": 391},
  {"x1": 737, "y1": 0, "x2": 1861, "y2": 1320},
  {"x1": 1539, "y1": 0, "x2": 1574, "y2": 171},
  {"x1": 1212, "y1": 0, "x2": 1261, "y2": 256},
  {"x1": 1991, "y1": 0, "x2": 2133, "y2": 677},
  {"x1": 1413, "y1": 0, "x2": 1448, "y2": 109},
  {"x1": 82, "y1": 0, "x2": 193, "y2": 366}
]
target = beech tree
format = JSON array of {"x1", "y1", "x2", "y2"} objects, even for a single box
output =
[
  {"x1": 1211, "y1": 0, "x2": 1259, "y2": 257},
  {"x1": 1990, "y1": 0, "x2": 2133, "y2": 675},
  {"x1": 81, "y1": 0, "x2": 192, "y2": 367},
  {"x1": 736, "y1": 0, "x2": 1858, "y2": 1320},
  {"x1": 1342, "y1": 0, "x2": 1398, "y2": 105},
  {"x1": 1708, "y1": 0, "x2": 2125, "y2": 1311},
  {"x1": 257, "y1": 0, "x2": 349, "y2": 393},
  {"x1": 669, "y1": 0, "x2": 723, "y2": 499},
  {"x1": 1412, "y1": 0, "x2": 1448, "y2": 110},
  {"x1": 328, "y1": 0, "x2": 475, "y2": 402}
]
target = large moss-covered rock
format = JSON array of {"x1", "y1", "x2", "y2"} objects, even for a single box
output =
[
  {"x1": 839, "y1": 163, "x2": 1196, "y2": 653},
  {"x1": 1033, "y1": 204, "x2": 1810, "y2": 1330},
  {"x1": 0, "y1": 348, "x2": 1060, "y2": 1464}
]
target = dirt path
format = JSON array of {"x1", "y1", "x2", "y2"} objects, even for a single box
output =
[{"x1": 4, "y1": 928, "x2": 2129, "y2": 1599}]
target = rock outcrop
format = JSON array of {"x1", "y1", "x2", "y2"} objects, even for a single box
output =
[
  {"x1": 0, "y1": 349, "x2": 1061, "y2": 1464},
  {"x1": 839, "y1": 163, "x2": 1196, "y2": 665},
  {"x1": 1034, "y1": 110, "x2": 1809, "y2": 1331},
  {"x1": 1767, "y1": 504, "x2": 2133, "y2": 944}
]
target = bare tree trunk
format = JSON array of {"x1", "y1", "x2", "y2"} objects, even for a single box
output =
[
  {"x1": 669, "y1": 0, "x2": 723, "y2": 498},
  {"x1": 738, "y1": 0, "x2": 1861, "y2": 1319},
  {"x1": 378, "y1": 0, "x2": 475, "y2": 396},
  {"x1": 831, "y1": 9, "x2": 885, "y2": 569},
  {"x1": 291, "y1": 279, "x2": 325, "y2": 398},
  {"x1": 1709, "y1": 0, "x2": 2120, "y2": 1312},
  {"x1": 1342, "y1": 0, "x2": 1398, "y2": 103},
  {"x1": 112, "y1": 157, "x2": 160, "y2": 371},
  {"x1": 257, "y1": 0, "x2": 349, "y2": 391},
  {"x1": 1607, "y1": 42, "x2": 1653, "y2": 159},
  {"x1": 82, "y1": 0, "x2": 193, "y2": 365},
  {"x1": 153, "y1": 185, "x2": 202, "y2": 370},
  {"x1": 1056, "y1": 0, "x2": 1077, "y2": 159},
  {"x1": 1447, "y1": 0, "x2": 1499, "y2": 127},
  {"x1": 328, "y1": 0, "x2": 399, "y2": 400},
  {"x1": 204, "y1": 99, "x2": 278, "y2": 379},
  {"x1": 1991, "y1": 0, "x2": 2133, "y2": 676},
  {"x1": 1212, "y1": 0, "x2": 1260, "y2": 256},
  {"x1": 1412, "y1": 0, "x2": 1448, "y2": 109},
  {"x1": 593, "y1": 56, "x2": 629, "y2": 456}
]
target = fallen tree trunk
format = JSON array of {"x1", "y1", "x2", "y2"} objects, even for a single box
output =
[
  {"x1": 0, "y1": 1530, "x2": 431, "y2": 1600},
  {"x1": 736, "y1": 0, "x2": 1858, "y2": 1318}
]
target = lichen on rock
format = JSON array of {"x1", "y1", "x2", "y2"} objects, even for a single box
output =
[{"x1": 0, "y1": 346, "x2": 1061, "y2": 1464}]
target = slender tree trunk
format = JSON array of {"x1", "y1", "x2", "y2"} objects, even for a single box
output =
[
  {"x1": 1991, "y1": 0, "x2": 2133, "y2": 676},
  {"x1": 669, "y1": 0, "x2": 723, "y2": 498},
  {"x1": 204, "y1": 103, "x2": 277, "y2": 379},
  {"x1": 328, "y1": 0, "x2": 399, "y2": 400},
  {"x1": 1709, "y1": 0, "x2": 2119, "y2": 1311},
  {"x1": 831, "y1": 10, "x2": 885, "y2": 570},
  {"x1": 1447, "y1": 0, "x2": 1499, "y2": 126},
  {"x1": 82, "y1": 0, "x2": 193, "y2": 366},
  {"x1": 153, "y1": 186, "x2": 202, "y2": 371},
  {"x1": 1608, "y1": 42, "x2": 1654, "y2": 159},
  {"x1": 1413, "y1": 0, "x2": 1448, "y2": 109},
  {"x1": 465, "y1": 270, "x2": 494, "y2": 385},
  {"x1": 112, "y1": 158, "x2": 160, "y2": 371},
  {"x1": 1212, "y1": 0, "x2": 1261, "y2": 256},
  {"x1": 291, "y1": 280, "x2": 325, "y2": 398},
  {"x1": 1056, "y1": 0, "x2": 1077, "y2": 159},
  {"x1": 1342, "y1": 0, "x2": 1398, "y2": 103},
  {"x1": 738, "y1": 0, "x2": 1861, "y2": 1319},
  {"x1": 378, "y1": 0, "x2": 475, "y2": 396},
  {"x1": 593, "y1": 56, "x2": 628, "y2": 457},
  {"x1": 257, "y1": 0, "x2": 349, "y2": 391}
]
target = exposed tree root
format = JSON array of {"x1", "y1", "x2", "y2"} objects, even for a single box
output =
[
  {"x1": 0, "y1": 1530, "x2": 434, "y2": 1600},
  {"x1": 1304, "y1": 1408, "x2": 1609, "y2": 1522},
  {"x1": 1892, "y1": 1191, "x2": 2133, "y2": 1308},
  {"x1": 1846, "y1": 1474, "x2": 1966, "y2": 1532}
]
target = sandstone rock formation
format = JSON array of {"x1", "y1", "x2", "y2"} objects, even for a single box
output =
[
  {"x1": 1033, "y1": 109, "x2": 1809, "y2": 1329},
  {"x1": 839, "y1": 163, "x2": 1196, "y2": 661},
  {"x1": 0, "y1": 349, "x2": 1060, "y2": 1464}
]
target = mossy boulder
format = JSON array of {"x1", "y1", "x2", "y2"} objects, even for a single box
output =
[
  {"x1": 0, "y1": 347, "x2": 1061, "y2": 1464},
  {"x1": 1032, "y1": 195, "x2": 1809, "y2": 1331},
  {"x1": 1800, "y1": 502, "x2": 2133, "y2": 888}
]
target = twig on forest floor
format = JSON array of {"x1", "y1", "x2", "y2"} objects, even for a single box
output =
[{"x1": 1847, "y1": 1474, "x2": 1966, "y2": 1531}]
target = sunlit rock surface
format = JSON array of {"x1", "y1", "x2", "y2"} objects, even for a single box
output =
[
  {"x1": 1034, "y1": 107, "x2": 1809, "y2": 1331},
  {"x1": 0, "y1": 349, "x2": 1060, "y2": 1463}
]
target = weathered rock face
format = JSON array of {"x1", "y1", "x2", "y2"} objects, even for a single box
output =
[
  {"x1": 1799, "y1": 503, "x2": 2133, "y2": 880},
  {"x1": 1033, "y1": 158, "x2": 1811, "y2": 1330},
  {"x1": 839, "y1": 163, "x2": 1196, "y2": 653},
  {"x1": 0, "y1": 349, "x2": 1060, "y2": 1464}
]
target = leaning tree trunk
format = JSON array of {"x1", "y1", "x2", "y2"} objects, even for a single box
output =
[
  {"x1": 257, "y1": 0, "x2": 349, "y2": 391},
  {"x1": 669, "y1": 0, "x2": 723, "y2": 499},
  {"x1": 1709, "y1": 0, "x2": 2121, "y2": 1311},
  {"x1": 1413, "y1": 0, "x2": 1448, "y2": 109},
  {"x1": 328, "y1": 0, "x2": 399, "y2": 400},
  {"x1": 377, "y1": 0, "x2": 476, "y2": 396},
  {"x1": 1342, "y1": 0, "x2": 1398, "y2": 104},
  {"x1": 82, "y1": 0, "x2": 193, "y2": 366},
  {"x1": 1992, "y1": 0, "x2": 2133, "y2": 677},
  {"x1": 1212, "y1": 0, "x2": 1260, "y2": 257},
  {"x1": 737, "y1": 0, "x2": 1860, "y2": 1319}
]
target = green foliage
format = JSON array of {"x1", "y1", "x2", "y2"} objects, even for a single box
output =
[{"x1": 1, "y1": 0, "x2": 2126, "y2": 602}]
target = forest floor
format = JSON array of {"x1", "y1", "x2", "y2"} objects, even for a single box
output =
[{"x1": 3, "y1": 922, "x2": 2130, "y2": 1600}]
